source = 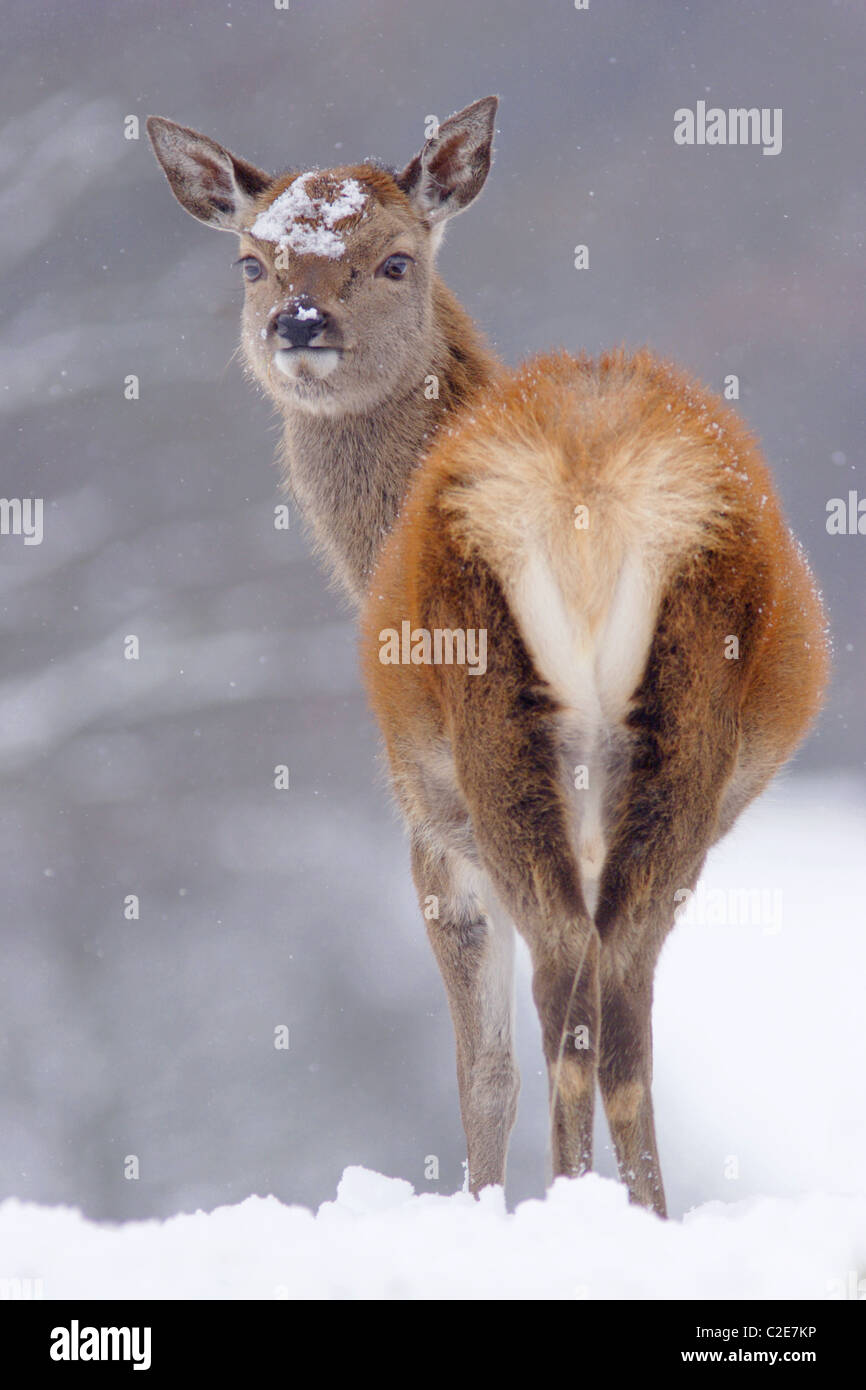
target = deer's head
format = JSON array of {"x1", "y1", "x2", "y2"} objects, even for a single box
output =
[{"x1": 147, "y1": 99, "x2": 497, "y2": 417}]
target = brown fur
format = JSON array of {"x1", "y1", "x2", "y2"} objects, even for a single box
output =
[
  {"x1": 148, "y1": 100, "x2": 829, "y2": 1213},
  {"x1": 363, "y1": 349, "x2": 828, "y2": 1209}
]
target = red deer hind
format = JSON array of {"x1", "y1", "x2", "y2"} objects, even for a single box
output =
[{"x1": 148, "y1": 97, "x2": 828, "y2": 1214}]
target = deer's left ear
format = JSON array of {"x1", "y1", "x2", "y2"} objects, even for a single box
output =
[
  {"x1": 397, "y1": 96, "x2": 498, "y2": 227},
  {"x1": 146, "y1": 117, "x2": 272, "y2": 232}
]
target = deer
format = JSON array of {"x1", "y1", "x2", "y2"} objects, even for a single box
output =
[{"x1": 148, "y1": 97, "x2": 828, "y2": 1216}]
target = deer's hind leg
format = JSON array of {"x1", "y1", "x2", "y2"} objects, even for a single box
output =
[
  {"x1": 431, "y1": 557, "x2": 601, "y2": 1184},
  {"x1": 594, "y1": 553, "x2": 767, "y2": 1216}
]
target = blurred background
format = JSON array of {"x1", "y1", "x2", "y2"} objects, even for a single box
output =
[{"x1": 1, "y1": 0, "x2": 863, "y2": 1224}]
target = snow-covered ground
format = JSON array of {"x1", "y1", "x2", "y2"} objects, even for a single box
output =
[
  {"x1": 1, "y1": 777, "x2": 864, "y2": 1299},
  {"x1": 1, "y1": 1166, "x2": 864, "y2": 1300}
]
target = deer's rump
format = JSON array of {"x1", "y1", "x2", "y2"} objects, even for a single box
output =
[
  {"x1": 362, "y1": 347, "x2": 827, "y2": 895},
  {"x1": 365, "y1": 347, "x2": 824, "y2": 726}
]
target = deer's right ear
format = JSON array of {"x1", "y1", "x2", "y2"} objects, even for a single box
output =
[
  {"x1": 397, "y1": 96, "x2": 498, "y2": 229},
  {"x1": 146, "y1": 117, "x2": 272, "y2": 232}
]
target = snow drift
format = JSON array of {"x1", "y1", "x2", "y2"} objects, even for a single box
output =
[{"x1": 1, "y1": 1165, "x2": 864, "y2": 1300}]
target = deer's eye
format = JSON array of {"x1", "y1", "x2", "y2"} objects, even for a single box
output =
[
  {"x1": 237, "y1": 256, "x2": 264, "y2": 283},
  {"x1": 378, "y1": 253, "x2": 412, "y2": 280}
]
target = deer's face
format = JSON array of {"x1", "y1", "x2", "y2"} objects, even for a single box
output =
[
  {"x1": 237, "y1": 168, "x2": 435, "y2": 415},
  {"x1": 146, "y1": 99, "x2": 497, "y2": 418}
]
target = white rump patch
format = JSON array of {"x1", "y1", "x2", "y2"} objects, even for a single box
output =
[
  {"x1": 250, "y1": 173, "x2": 367, "y2": 259},
  {"x1": 510, "y1": 548, "x2": 659, "y2": 909},
  {"x1": 511, "y1": 549, "x2": 656, "y2": 723}
]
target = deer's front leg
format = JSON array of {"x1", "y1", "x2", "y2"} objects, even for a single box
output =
[{"x1": 411, "y1": 835, "x2": 519, "y2": 1193}]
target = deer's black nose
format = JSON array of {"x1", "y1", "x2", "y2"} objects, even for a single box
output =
[{"x1": 274, "y1": 305, "x2": 329, "y2": 347}]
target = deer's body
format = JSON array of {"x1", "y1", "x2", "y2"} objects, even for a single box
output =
[{"x1": 149, "y1": 99, "x2": 828, "y2": 1214}]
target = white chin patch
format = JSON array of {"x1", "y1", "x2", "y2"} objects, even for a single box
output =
[{"x1": 273, "y1": 349, "x2": 340, "y2": 381}]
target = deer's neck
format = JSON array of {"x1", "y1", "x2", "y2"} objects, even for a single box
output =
[{"x1": 278, "y1": 279, "x2": 498, "y2": 605}]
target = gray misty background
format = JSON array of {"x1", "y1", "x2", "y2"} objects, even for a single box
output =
[{"x1": 1, "y1": 1, "x2": 863, "y2": 1223}]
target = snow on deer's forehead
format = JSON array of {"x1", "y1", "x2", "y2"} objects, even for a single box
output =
[{"x1": 249, "y1": 173, "x2": 368, "y2": 260}]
